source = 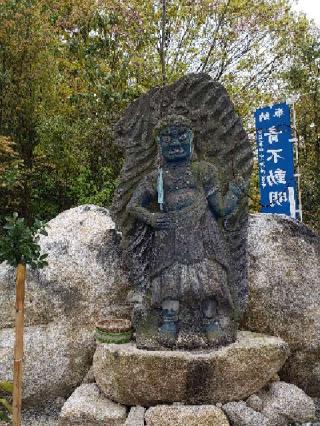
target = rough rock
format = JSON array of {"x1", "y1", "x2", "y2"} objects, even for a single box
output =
[
  {"x1": 281, "y1": 350, "x2": 320, "y2": 397},
  {"x1": 21, "y1": 398, "x2": 64, "y2": 426},
  {"x1": 125, "y1": 406, "x2": 146, "y2": 426},
  {"x1": 0, "y1": 205, "x2": 130, "y2": 406},
  {"x1": 257, "y1": 382, "x2": 315, "y2": 424},
  {"x1": 59, "y1": 383, "x2": 127, "y2": 426},
  {"x1": 0, "y1": 205, "x2": 130, "y2": 329},
  {"x1": 223, "y1": 401, "x2": 270, "y2": 426},
  {"x1": 0, "y1": 320, "x2": 95, "y2": 405},
  {"x1": 1, "y1": 207, "x2": 319, "y2": 405},
  {"x1": 82, "y1": 366, "x2": 95, "y2": 384},
  {"x1": 93, "y1": 331, "x2": 289, "y2": 406},
  {"x1": 223, "y1": 381, "x2": 315, "y2": 426},
  {"x1": 246, "y1": 394, "x2": 263, "y2": 412},
  {"x1": 144, "y1": 405, "x2": 230, "y2": 426},
  {"x1": 245, "y1": 214, "x2": 320, "y2": 396}
]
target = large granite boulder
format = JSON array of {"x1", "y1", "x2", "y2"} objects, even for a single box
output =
[
  {"x1": 1, "y1": 206, "x2": 319, "y2": 406},
  {"x1": 0, "y1": 320, "x2": 94, "y2": 406},
  {"x1": 93, "y1": 331, "x2": 289, "y2": 406},
  {"x1": 245, "y1": 214, "x2": 320, "y2": 396},
  {"x1": 0, "y1": 204, "x2": 129, "y2": 329},
  {"x1": 0, "y1": 205, "x2": 130, "y2": 406}
]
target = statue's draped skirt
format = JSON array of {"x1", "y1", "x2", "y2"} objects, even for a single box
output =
[{"x1": 149, "y1": 197, "x2": 234, "y2": 310}]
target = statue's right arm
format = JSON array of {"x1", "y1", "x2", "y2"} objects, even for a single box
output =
[
  {"x1": 126, "y1": 176, "x2": 172, "y2": 230},
  {"x1": 126, "y1": 179, "x2": 155, "y2": 226}
]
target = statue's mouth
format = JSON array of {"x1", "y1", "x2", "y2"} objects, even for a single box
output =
[{"x1": 169, "y1": 148, "x2": 184, "y2": 155}]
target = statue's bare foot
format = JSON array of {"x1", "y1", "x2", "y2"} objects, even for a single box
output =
[
  {"x1": 204, "y1": 319, "x2": 224, "y2": 344},
  {"x1": 158, "y1": 321, "x2": 177, "y2": 347}
]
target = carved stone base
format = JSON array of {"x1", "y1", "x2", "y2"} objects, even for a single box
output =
[
  {"x1": 134, "y1": 307, "x2": 237, "y2": 350},
  {"x1": 93, "y1": 331, "x2": 289, "y2": 407}
]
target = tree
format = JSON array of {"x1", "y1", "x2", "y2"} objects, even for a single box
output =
[
  {"x1": 0, "y1": 0, "x2": 61, "y2": 221},
  {"x1": 281, "y1": 23, "x2": 320, "y2": 231},
  {"x1": 0, "y1": 214, "x2": 48, "y2": 425},
  {"x1": 0, "y1": 0, "x2": 318, "y2": 228}
]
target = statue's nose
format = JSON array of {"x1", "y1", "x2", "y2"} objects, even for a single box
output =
[{"x1": 171, "y1": 138, "x2": 180, "y2": 147}]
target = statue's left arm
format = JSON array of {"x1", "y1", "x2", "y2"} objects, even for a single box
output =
[{"x1": 195, "y1": 161, "x2": 245, "y2": 219}]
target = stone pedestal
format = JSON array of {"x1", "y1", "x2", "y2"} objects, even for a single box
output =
[{"x1": 93, "y1": 331, "x2": 289, "y2": 407}]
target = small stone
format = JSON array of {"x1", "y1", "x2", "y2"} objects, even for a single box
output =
[
  {"x1": 222, "y1": 401, "x2": 270, "y2": 426},
  {"x1": 258, "y1": 381, "x2": 316, "y2": 424},
  {"x1": 93, "y1": 331, "x2": 289, "y2": 406},
  {"x1": 82, "y1": 366, "x2": 95, "y2": 384},
  {"x1": 269, "y1": 373, "x2": 280, "y2": 382},
  {"x1": 145, "y1": 405, "x2": 230, "y2": 426},
  {"x1": 59, "y1": 383, "x2": 127, "y2": 426},
  {"x1": 246, "y1": 394, "x2": 263, "y2": 412},
  {"x1": 125, "y1": 406, "x2": 146, "y2": 426}
]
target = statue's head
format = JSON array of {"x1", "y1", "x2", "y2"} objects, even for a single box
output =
[{"x1": 155, "y1": 115, "x2": 193, "y2": 163}]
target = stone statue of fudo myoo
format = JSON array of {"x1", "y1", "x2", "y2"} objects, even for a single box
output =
[{"x1": 112, "y1": 73, "x2": 253, "y2": 350}]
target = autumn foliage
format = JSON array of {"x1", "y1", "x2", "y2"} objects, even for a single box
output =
[{"x1": 0, "y1": 0, "x2": 319, "y2": 231}]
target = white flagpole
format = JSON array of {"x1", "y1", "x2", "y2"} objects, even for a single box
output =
[{"x1": 291, "y1": 102, "x2": 303, "y2": 221}]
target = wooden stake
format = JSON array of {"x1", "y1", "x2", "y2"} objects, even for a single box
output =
[{"x1": 12, "y1": 263, "x2": 26, "y2": 426}]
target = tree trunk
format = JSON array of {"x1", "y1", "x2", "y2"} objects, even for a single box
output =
[{"x1": 12, "y1": 263, "x2": 26, "y2": 426}]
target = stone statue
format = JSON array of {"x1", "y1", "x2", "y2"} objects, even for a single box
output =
[{"x1": 112, "y1": 74, "x2": 253, "y2": 350}]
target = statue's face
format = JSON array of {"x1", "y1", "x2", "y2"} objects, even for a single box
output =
[{"x1": 157, "y1": 124, "x2": 193, "y2": 163}]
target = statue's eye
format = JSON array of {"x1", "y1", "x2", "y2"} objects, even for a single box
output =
[{"x1": 179, "y1": 134, "x2": 187, "y2": 141}]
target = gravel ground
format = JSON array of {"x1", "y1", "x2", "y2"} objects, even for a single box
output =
[{"x1": 21, "y1": 398, "x2": 64, "y2": 426}]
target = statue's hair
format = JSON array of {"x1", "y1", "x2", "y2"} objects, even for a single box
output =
[
  {"x1": 111, "y1": 73, "x2": 253, "y2": 316},
  {"x1": 153, "y1": 114, "x2": 192, "y2": 137},
  {"x1": 112, "y1": 73, "x2": 252, "y2": 230}
]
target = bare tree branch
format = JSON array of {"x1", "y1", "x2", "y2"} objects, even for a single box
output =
[
  {"x1": 171, "y1": 15, "x2": 193, "y2": 69},
  {"x1": 198, "y1": 0, "x2": 231, "y2": 73},
  {"x1": 160, "y1": 0, "x2": 167, "y2": 86}
]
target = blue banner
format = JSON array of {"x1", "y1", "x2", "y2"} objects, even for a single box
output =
[{"x1": 254, "y1": 102, "x2": 299, "y2": 218}]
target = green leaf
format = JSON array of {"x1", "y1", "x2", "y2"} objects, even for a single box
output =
[
  {"x1": 2, "y1": 224, "x2": 13, "y2": 230},
  {"x1": 0, "y1": 398, "x2": 12, "y2": 414},
  {"x1": 0, "y1": 215, "x2": 48, "y2": 268},
  {"x1": 0, "y1": 381, "x2": 13, "y2": 394}
]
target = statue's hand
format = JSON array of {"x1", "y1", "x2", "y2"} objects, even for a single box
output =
[
  {"x1": 224, "y1": 179, "x2": 246, "y2": 217},
  {"x1": 229, "y1": 178, "x2": 245, "y2": 199},
  {"x1": 228, "y1": 183, "x2": 242, "y2": 198},
  {"x1": 149, "y1": 213, "x2": 173, "y2": 230}
]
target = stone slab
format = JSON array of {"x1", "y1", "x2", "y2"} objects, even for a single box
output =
[
  {"x1": 59, "y1": 383, "x2": 127, "y2": 426},
  {"x1": 145, "y1": 405, "x2": 229, "y2": 426},
  {"x1": 93, "y1": 331, "x2": 289, "y2": 406}
]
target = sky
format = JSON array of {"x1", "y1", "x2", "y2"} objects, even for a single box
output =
[{"x1": 292, "y1": 0, "x2": 320, "y2": 25}]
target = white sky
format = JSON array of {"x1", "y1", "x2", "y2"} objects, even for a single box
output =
[{"x1": 292, "y1": 0, "x2": 320, "y2": 25}]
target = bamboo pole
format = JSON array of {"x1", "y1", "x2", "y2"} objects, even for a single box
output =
[{"x1": 12, "y1": 263, "x2": 26, "y2": 426}]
